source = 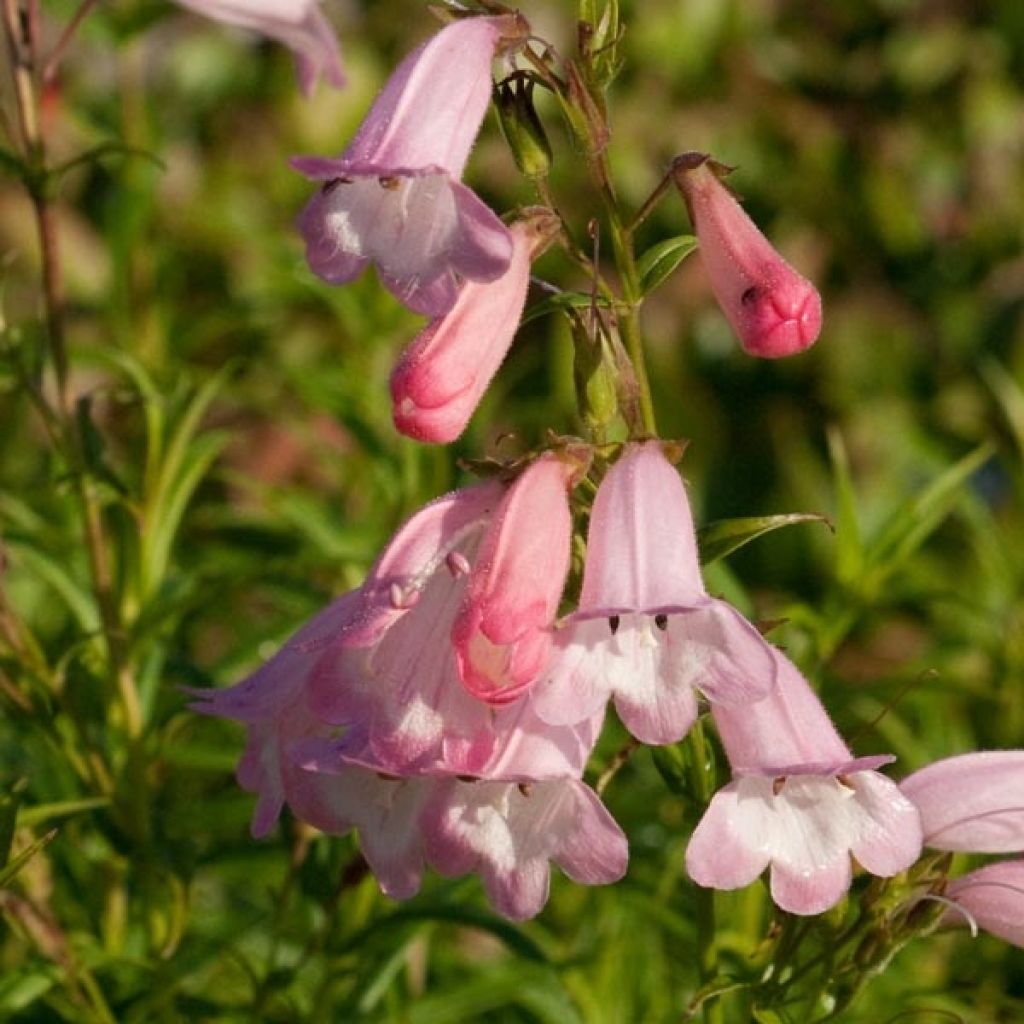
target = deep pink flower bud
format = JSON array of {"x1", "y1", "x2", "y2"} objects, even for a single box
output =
[
  {"x1": 391, "y1": 210, "x2": 560, "y2": 443},
  {"x1": 900, "y1": 750, "x2": 1024, "y2": 853},
  {"x1": 451, "y1": 454, "x2": 580, "y2": 706},
  {"x1": 293, "y1": 15, "x2": 528, "y2": 315},
  {"x1": 687, "y1": 650, "x2": 922, "y2": 916},
  {"x1": 533, "y1": 441, "x2": 775, "y2": 745},
  {"x1": 672, "y1": 153, "x2": 822, "y2": 358},
  {"x1": 174, "y1": 0, "x2": 345, "y2": 95},
  {"x1": 946, "y1": 861, "x2": 1024, "y2": 948}
]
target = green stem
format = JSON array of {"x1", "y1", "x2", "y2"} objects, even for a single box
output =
[
  {"x1": 597, "y1": 169, "x2": 657, "y2": 436},
  {"x1": 2, "y1": 0, "x2": 143, "y2": 740},
  {"x1": 686, "y1": 719, "x2": 724, "y2": 1024}
]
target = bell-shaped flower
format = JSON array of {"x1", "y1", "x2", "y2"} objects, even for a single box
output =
[
  {"x1": 391, "y1": 209, "x2": 560, "y2": 443},
  {"x1": 187, "y1": 592, "x2": 362, "y2": 837},
  {"x1": 672, "y1": 153, "x2": 822, "y2": 358},
  {"x1": 293, "y1": 15, "x2": 528, "y2": 315},
  {"x1": 899, "y1": 750, "x2": 1024, "y2": 853},
  {"x1": 422, "y1": 775, "x2": 627, "y2": 920},
  {"x1": 309, "y1": 481, "x2": 509, "y2": 774},
  {"x1": 174, "y1": 0, "x2": 345, "y2": 96},
  {"x1": 451, "y1": 453, "x2": 581, "y2": 706},
  {"x1": 532, "y1": 441, "x2": 775, "y2": 745},
  {"x1": 294, "y1": 693, "x2": 619, "y2": 920},
  {"x1": 945, "y1": 860, "x2": 1024, "y2": 948},
  {"x1": 686, "y1": 651, "x2": 922, "y2": 916}
]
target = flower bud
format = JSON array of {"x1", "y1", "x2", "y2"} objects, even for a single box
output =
[
  {"x1": 495, "y1": 76, "x2": 553, "y2": 179},
  {"x1": 672, "y1": 152, "x2": 822, "y2": 359}
]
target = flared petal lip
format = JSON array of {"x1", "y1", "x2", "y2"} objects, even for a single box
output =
[
  {"x1": 290, "y1": 155, "x2": 451, "y2": 182},
  {"x1": 731, "y1": 754, "x2": 896, "y2": 778}
]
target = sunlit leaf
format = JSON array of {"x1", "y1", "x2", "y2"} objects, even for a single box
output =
[
  {"x1": 637, "y1": 234, "x2": 698, "y2": 295},
  {"x1": 698, "y1": 513, "x2": 831, "y2": 566}
]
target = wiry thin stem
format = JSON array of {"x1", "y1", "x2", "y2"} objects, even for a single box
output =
[{"x1": 1, "y1": 0, "x2": 142, "y2": 739}]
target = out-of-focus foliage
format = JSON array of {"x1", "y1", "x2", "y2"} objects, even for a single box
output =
[{"x1": 0, "y1": 0, "x2": 1021, "y2": 1020}]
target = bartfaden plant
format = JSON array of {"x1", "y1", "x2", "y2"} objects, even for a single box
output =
[{"x1": 1, "y1": 1, "x2": 1022, "y2": 1021}]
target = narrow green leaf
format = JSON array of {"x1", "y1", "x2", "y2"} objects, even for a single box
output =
[
  {"x1": 5, "y1": 537, "x2": 99, "y2": 632},
  {"x1": 520, "y1": 291, "x2": 611, "y2": 327},
  {"x1": 866, "y1": 442, "x2": 994, "y2": 587},
  {"x1": 0, "y1": 829, "x2": 56, "y2": 888},
  {"x1": 347, "y1": 900, "x2": 549, "y2": 964},
  {"x1": 16, "y1": 797, "x2": 109, "y2": 828},
  {"x1": 827, "y1": 426, "x2": 865, "y2": 587},
  {"x1": 686, "y1": 975, "x2": 750, "y2": 1018},
  {"x1": 637, "y1": 234, "x2": 698, "y2": 295},
  {"x1": 0, "y1": 780, "x2": 26, "y2": 868},
  {"x1": 981, "y1": 357, "x2": 1024, "y2": 461},
  {"x1": 142, "y1": 431, "x2": 227, "y2": 597},
  {"x1": 49, "y1": 141, "x2": 165, "y2": 181},
  {"x1": 698, "y1": 513, "x2": 831, "y2": 566}
]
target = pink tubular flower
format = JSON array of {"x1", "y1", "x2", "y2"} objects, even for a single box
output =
[
  {"x1": 532, "y1": 441, "x2": 776, "y2": 745},
  {"x1": 672, "y1": 153, "x2": 822, "y2": 358},
  {"x1": 309, "y1": 481, "x2": 509, "y2": 775},
  {"x1": 293, "y1": 15, "x2": 528, "y2": 315},
  {"x1": 686, "y1": 650, "x2": 922, "y2": 916},
  {"x1": 422, "y1": 775, "x2": 627, "y2": 921},
  {"x1": 295, "y1": 672, "x2": 616, "y2": 920},
  {"x1": 285, "y1": 754, "x2": 625, "y2": 919},
  {"x1": 391, "y1": 209, "x2": 560, "y2": 444},
  {"x1": 946, "y1": 861, "x2": 1024, "y2": 948},
  {"x1": 174, "y1": 0, "x2": 345, "y2": 96},
  {"x1": 451, "y1": 453, "x2": 581, "y2": 706},
  {"x1": 899, "y1": 750, "x2": 1024, "y2": 853}
]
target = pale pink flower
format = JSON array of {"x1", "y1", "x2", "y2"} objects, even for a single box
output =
[
  {"x1": 422, "y1": 775, "x2": 627, "y2": 921},
  {"x1": 533, "y1": 441, "x2": 775, "y2": 745},
  {"x1": 686, "y1": 651, "x2": 922, "y2": 915},
  {"x1": 451, "y1": 454, "x2": 580, "y2": 706},
  {"x1": 174, "y1": 0, "x2": 345, "y2": 95},
  {"x1": 672, "y1": 153, "x2": 822, "y2": 358},
  {"x1": 309, "y1": 481, "x2": 508, "y2": 774},
  {"x1": 293, "y1": 15, "x2": 527, "y2": 315},
  {"x1": 293, "y1": 677, "x2": 617, "y2": 920},
  {"x1": 899, "y1": 750, "x2": 1024, "y2": 853},
  {"x1": 391, "y1": 210, "x2": 560, "y2": 443},
  {"x1": 285, "y1": 751, "x2": 625, "y2": 919},
  {"x1": 945, "y1": 861, "x2": 1024, "y2": 948}
]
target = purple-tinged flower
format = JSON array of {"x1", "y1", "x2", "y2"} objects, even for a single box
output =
[
  {"x1": 293, "y1": 15, "x2": 528, "y2": 315},
  {"x1": 451, "y1": 453, "x2": 581, "y2": 707},
  {"x1": 533, "y1": 441, "x2": 775, "y2": 745},
  {"x1": 899, "y1": 750, "x2": 1024, "y2": 853},
  {"x1": 686, "y1": 651, "x2": 922, "y2": 916},
  {"x1": 391, "y1": 209, "x2": 560, "y2": 444},
  {"x1": 672, "y1": 153, "x2": 822, "y2": 358},
  {"x1": 309, "y1": 481, "x2": 509, "y2": 775},
  {"x1": 187, "y1": 592, "x2": 362, "y2": 837},
  {"x1": 946, "y1": 861, "x2": 1024, "y2": 948},
  {"x1": 174, "y1": 0, "x2": 345, "y2": 96}
]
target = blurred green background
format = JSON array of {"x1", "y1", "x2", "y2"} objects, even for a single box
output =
[{"x1": 1, "y1": 0, "x2": 1022, "y2": 1019}]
